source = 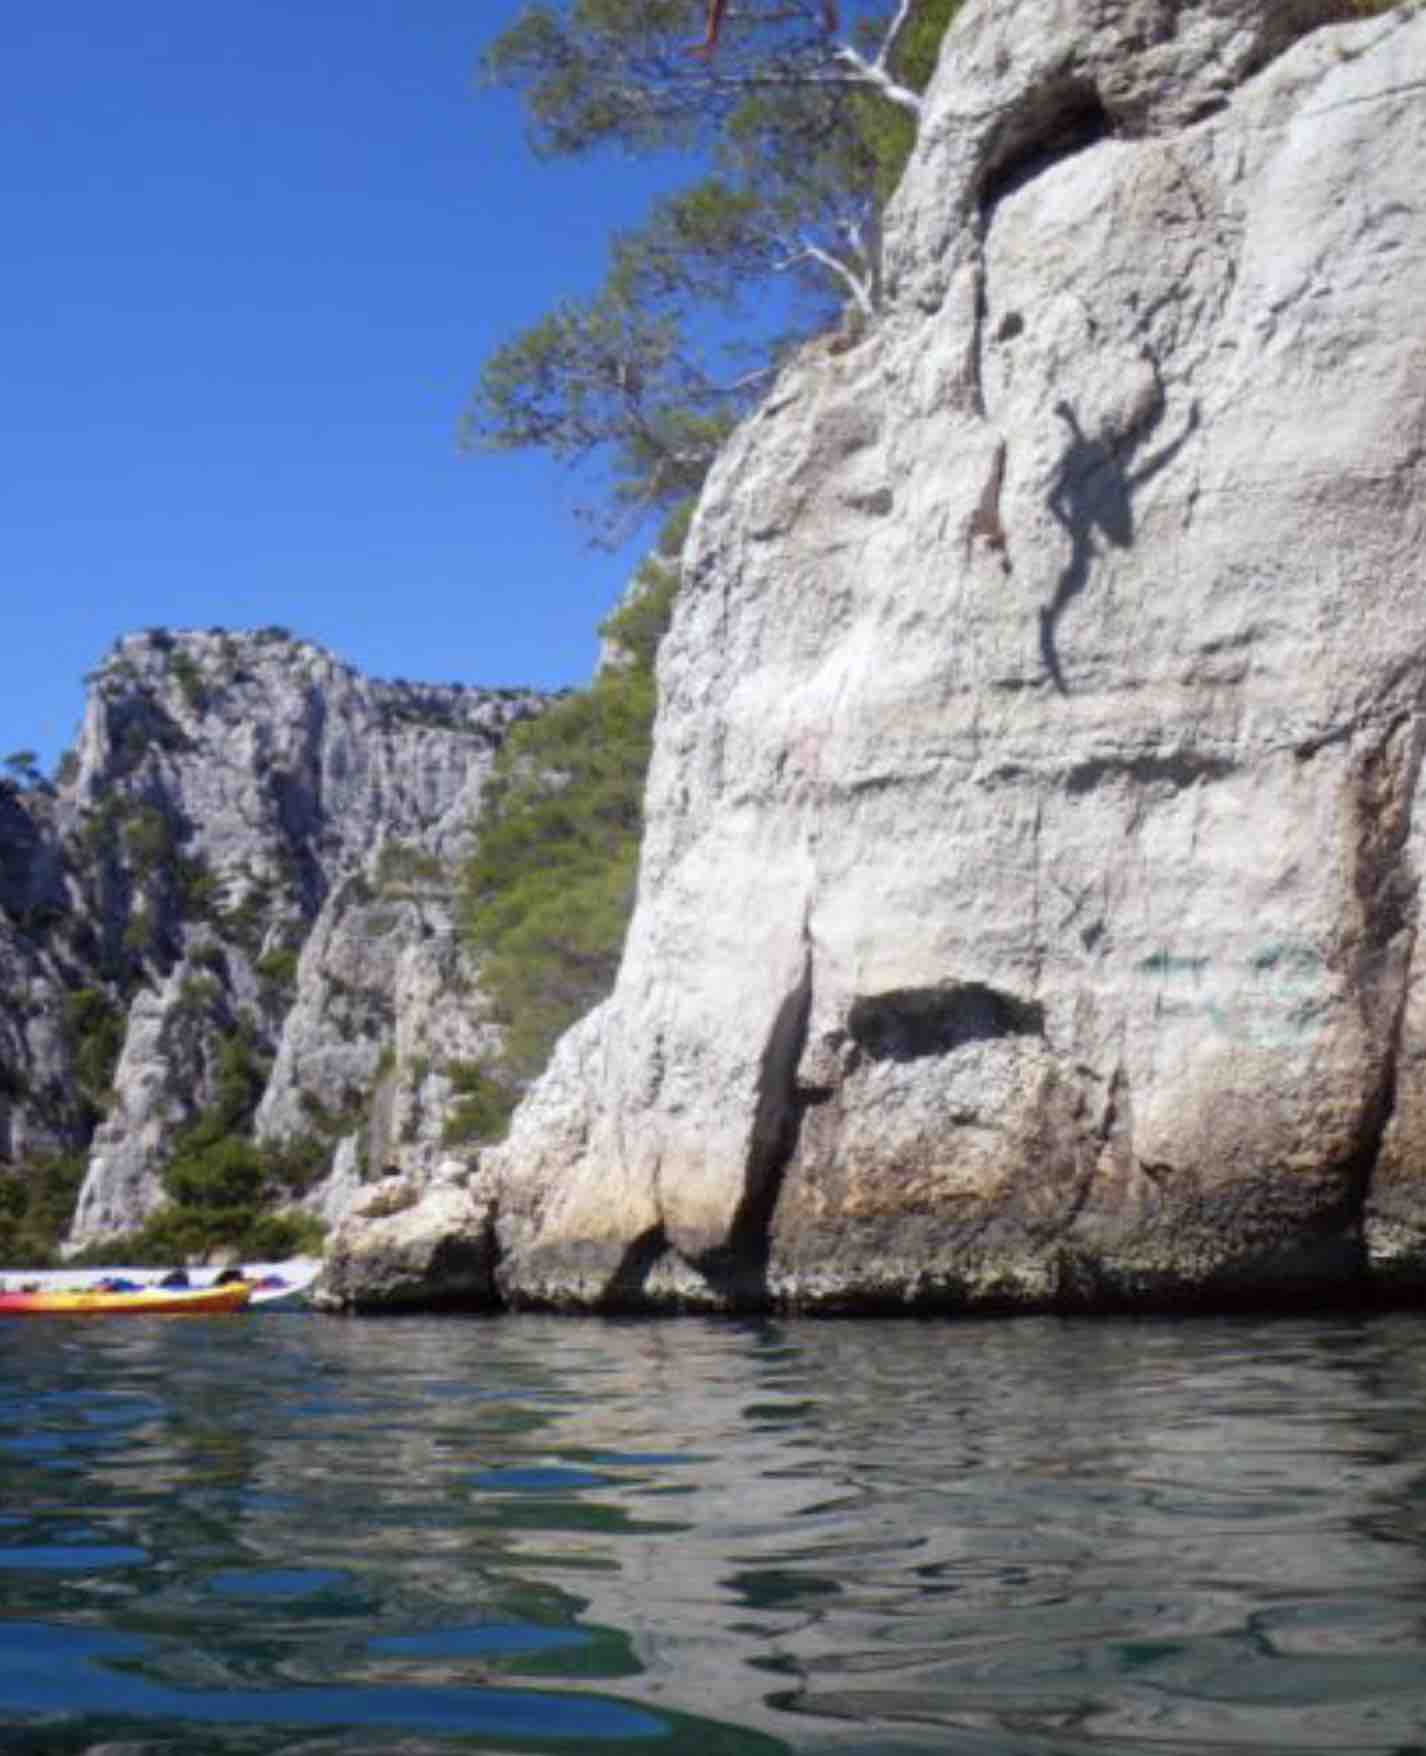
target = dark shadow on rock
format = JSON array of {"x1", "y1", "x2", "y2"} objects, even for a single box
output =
[
  {"x1": 701, "y1": 950, "x2": 816, "y2": 1311},
  {"x1": 848, "y1": 984, "x2": 1044, "y2": 1061},
  {"x1": 1040, "y1": 395, "x2": 1199, "y2": 694},
  {"x1": 979, "y1": 86, "x2": 1111, "y2": 223},
  {"x1": 597, "y1": 1225, "x2": 669, "y2": 1313}
]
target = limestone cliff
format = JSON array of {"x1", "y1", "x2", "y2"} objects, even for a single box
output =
[
  {"x1": 0, "y1": 627, "x2": 544, "y2": 1255},
  {"x1": 477, "y1": 0, "x2": 1426, "y2": 1312}
]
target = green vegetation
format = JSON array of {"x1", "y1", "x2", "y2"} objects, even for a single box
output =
[
  {"x1": 217, "y1": 883, "x2": 275, "y2": 955},
  {"x1": 168, "y1": 648, "x2": 206, "y2": 711},
  {"x1": 190, "y1": 940, "x2": 227, "y2": 976},
  {"x1": 114, "y1": 701, "x2": 190, "y2": 768},
  {"x1": 264, "y1": 1131, "x2": 334, "y2": 1195},
  {"x1": 471, "y1": 1, "x2": 959, "y2": 535},
  {"x1": 175, "y1": 972, "x2": 222, "y2": 1016},
  {"x1": 122, "y1": 803, "x2": 173, "y2": 877},
  {"x1": 3, "y1": 750, "x2": 40, "y2": 786},
  {"x1": 151, "y1": 1032, "x2": 268, "y2": 1236},
  {"x1": 122, "y1": 906, "x2": 159, "y2": 960},
  {"x1": 61, "y1": 987, "x2": 125, "y2": 1121},
  {"x1": 73, "y1": 795, "x2": 122, "y2": 862},
  {"x1": 175, "y1": 1030, "x2": 268, "y2": 1154},
  {"x1": 165, "y1": 1131, "x2": 265, "y2": 1210},
  {"x1": 256, "y1": 944, "x2": 300, "y2": 991},
  {"x1": 457, "y1": 514, "x2": 683, "y2": 1141},
  {"x1": 175, "y1": 852, "x2": 221, "y2": 919},
  {"x1": 441, "y1": 1059, "x2": 518, "y2": 1147},
  {"x1": 853, "y1": 0, "x2": 963, "y2": 204},
  {"x1": 0, "y1": 1153, "x2": 88, "y2": 1266},
  {"x1": 71, "y1": 1028, "x2": 330, "y2": 1266},
  {"x1": 69, "y1": 1205, "x2": 326, "y2": 1270},
  {"x1": 376, "y1": 840, "x2": 447, "y2": 892},
  {"x1": 297, "y1": 1087, "x2": 367, "y2": 1141}
]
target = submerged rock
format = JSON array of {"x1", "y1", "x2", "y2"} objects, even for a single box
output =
[{"x1": 488, "y1": 0, "x2": 1426, "y2": 1312}]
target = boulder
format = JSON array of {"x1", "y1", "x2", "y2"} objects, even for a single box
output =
[{"x1": 314, "y1": 1170, "x2": 498, "y2": 1312}]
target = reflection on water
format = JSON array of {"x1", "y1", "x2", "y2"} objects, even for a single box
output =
[{"x1": 1, "y1": 1310, "x2": 1426, "y2": 1753}]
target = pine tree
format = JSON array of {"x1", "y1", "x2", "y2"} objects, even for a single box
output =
[{"x1": 467, "y1": 1, "x2": 960, "y2": 535}]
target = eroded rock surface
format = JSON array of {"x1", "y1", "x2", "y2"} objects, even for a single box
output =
[
  {"x1": 489, "y1": 0, "x2": 1426, "y2": 1311},
  {"x1": 315, "y1": 1169, "x2": 498, "y2": 1313}
]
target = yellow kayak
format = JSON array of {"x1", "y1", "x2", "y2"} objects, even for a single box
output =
[{"x1": 0, "y1": 1282, "x2": 252, "y2": 1316}]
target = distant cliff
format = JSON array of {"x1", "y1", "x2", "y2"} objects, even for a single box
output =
[
  {"x1": 0, "y1": 627, "x2": 546, "y2": 1261},
  {"x1": 437, "y1": 0, "x2": 1426, "y2": 1315}
]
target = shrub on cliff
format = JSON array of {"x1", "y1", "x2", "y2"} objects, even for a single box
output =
[
  {"x1": 84, "y1": 1024, "x2": 330, "y2": 1264},
  {"x1": 0, "y1": 1153, "x2": 88, "y2": 1267},
  {"x1": 73, "y1": 1070, "x2": 329, "y2": 1268},
  {"x1": 68, "y1": 1204, "x2": 325, "y2": 1270},
  {"x1": 61, "y1": 987, "x2": 124, "y2": 1125},
  {"x1": 456, "y1": 518, "x2": 683, "y2": 1139},
  {"x1": 164, "y1": 1133, "x2": 265, "y2": 1211}
]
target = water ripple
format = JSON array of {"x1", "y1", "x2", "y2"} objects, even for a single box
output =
[{"x1": 0, "y1": 1312, "x2": 1425, "y2": 1752}]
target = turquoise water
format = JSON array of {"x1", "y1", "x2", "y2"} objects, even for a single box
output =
[{"x1": 2, "y1": 1310, "x2": 1426, "y2": 1754}]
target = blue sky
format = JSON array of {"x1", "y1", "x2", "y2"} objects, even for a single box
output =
[{"x1": 1, "y1": 0, "x2": 699, "y2": 773}]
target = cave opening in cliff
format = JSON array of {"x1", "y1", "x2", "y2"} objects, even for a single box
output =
[{"x1": 978, "y1": 84, "x2": 1112, "y2": 225}]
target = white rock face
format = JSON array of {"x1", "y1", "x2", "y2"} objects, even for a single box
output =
[
  {"x1": 0, "y1": 787, "x2": 75, "y2": 1171},
  {"x1": 255, "y1": 874, "x2": 501, "y2": 1194},
  {"x1": 491, "y1": 1, "x2": 1426, "y2": 1310},
  {"x1": 72, "y1": 972, "x2": 201, "y2": 1240}
]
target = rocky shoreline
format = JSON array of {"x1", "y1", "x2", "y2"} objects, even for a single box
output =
[{"x1": 312, "y1": 1150, "x2": 1426, "y2": 1317}]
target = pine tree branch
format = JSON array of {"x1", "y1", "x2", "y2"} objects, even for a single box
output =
[
  {"x1": 830, "y1": 44, "x2": 922, "y2": 117},
  {"x1": 777, "y1": 237, "x2": 875, "y2": 319}
]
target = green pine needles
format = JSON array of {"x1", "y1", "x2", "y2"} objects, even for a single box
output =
[{"x1": 469, "y1": 2, "x2": 962, "y2": 537}]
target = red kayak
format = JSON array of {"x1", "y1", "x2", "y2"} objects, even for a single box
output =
[{"x1": 0, "y1": 1281, "x2": 253, "y2": 1316}]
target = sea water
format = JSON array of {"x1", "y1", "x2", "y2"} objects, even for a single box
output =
[{"x1": 1, "y1": 1308, "x2": 1425, "y2": 1754}]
